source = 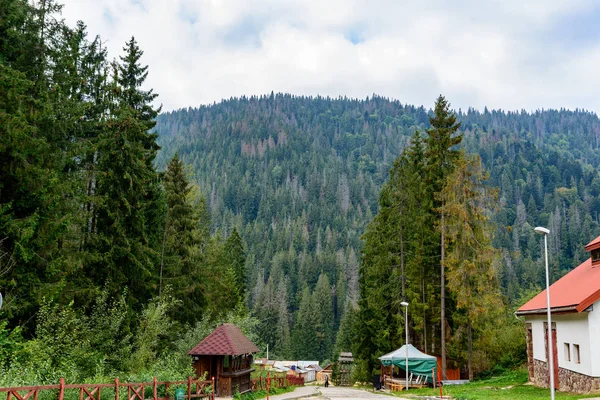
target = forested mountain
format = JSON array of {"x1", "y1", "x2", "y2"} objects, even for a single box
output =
[{"x1": 156, "y1": 95, "x2": 600, "y2": 368}]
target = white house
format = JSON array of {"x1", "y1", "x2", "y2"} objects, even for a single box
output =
[{"x1": 516, "y1": 235, "x2": 600, "y2": 393}]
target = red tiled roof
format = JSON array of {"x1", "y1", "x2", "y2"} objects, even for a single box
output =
[
  {"x1": 188, "y1": 323, "x2": 259, "y2": 356},
  {"x1": 585, "y1": 235, "x2": 600, "y2": 252},
  {"x1": 516, "y1": 257, "x2": 600, "y2": 315}
]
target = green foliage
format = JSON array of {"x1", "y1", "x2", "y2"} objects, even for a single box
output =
[
  {"x1": 331, "y1": 361, "x2": 341, "y2": 386},
  {"x1": 128, "y1": 289, "x2": 180, "y2": 373},
  {"x1": 161, "y1": 153, "x2": 209, "y2": 324},
  {"x1": 225, "y1": 227, "x2": 248, "y2": 297},
  {"x1": 0, "y1": 320, "x2": 23, "y2": 367}
]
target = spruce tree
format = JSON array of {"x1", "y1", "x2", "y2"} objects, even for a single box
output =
[
  {"x1": 161, "y1": 153, "x2": 208, "y2": 324},
  {"x1": 274, "y1": 276, "x2": 291, "y2": 358},
  {"x1": 88, "y1": 37, "x2": 161, "y2": 308},
  {"x1": 312, "y1": 273, "x2": 334, "y2": 361},
  {"x1": 224, "y1": 227, "x2": 247, "y2": 297},
  {"x1": 0, "y1": 0, "x2": 76, "y2": 324},
  {"x1": 202, "y1": 235, "x2": 240, "y2": 317},
  {"x1": 424, "y1": 95, "x2": 463, "y2": 379},
  {"x1": 292, "y1": 286, "x2": 319, "y2": 360}
]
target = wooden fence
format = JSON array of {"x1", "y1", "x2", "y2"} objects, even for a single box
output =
[
  {"x1": 249, "y1": 375, "x2": 304, "y2": 391},
  {"x1": 0, "y1": 377, "x2": 213, "y2": 400}
]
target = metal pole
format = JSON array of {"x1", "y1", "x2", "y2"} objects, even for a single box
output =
[
  {"x1": 405, "y1": 305, "x2": 409, "y2": 392},
  {"x1": 400, "y1": 301, "x2": 409, "y2": 391},
  {"x1": 543, "y1": 233, "x2": 555, "y2": 400}
]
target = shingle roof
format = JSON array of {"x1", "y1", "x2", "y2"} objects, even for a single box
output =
[
  {"x1": 516, "y1": 256, "x2": 600, "y2": 315},
  {"x1": 188, "y1": 323, "x2": 259, "y2": 356}
]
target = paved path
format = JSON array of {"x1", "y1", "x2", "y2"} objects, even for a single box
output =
[{"x1": 268, "y1": 386, "x2": 410, "y2": 400}]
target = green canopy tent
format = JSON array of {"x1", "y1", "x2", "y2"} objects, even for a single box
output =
[{"x1": 379, "y1": 344, "x2": 437, "y2": 379}]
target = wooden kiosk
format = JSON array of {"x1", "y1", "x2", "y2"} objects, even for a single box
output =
[{"x1": 189, "y1": 323, "x2": 259, "y2": 397}]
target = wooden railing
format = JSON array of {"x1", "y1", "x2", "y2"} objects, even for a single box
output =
[
  {"x1": 249, "y1": 375, "x2": 304, "y2": 391},
  {"x1": 0, "y1": 377, "x2": 213, "y2": 400}
]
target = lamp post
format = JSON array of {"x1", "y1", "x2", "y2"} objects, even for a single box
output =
[
  {"x1": 400, "y1": 301, "x2": 409, "y2": 391},
  {"x1": 534, "y1": 226, "x2": 554, "y2": 400}
]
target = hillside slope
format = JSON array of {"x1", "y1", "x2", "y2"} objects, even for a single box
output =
[{"x1": 156, "y1": 94, "x2": 600, "y2": 356}]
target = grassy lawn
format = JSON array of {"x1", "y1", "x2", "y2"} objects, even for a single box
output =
[{"x1": 397, "y1": 369, "x2": 600, "y2": 399}]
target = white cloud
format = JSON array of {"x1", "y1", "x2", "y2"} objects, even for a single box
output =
[{"x1": 61, "y1": 0, "x2": 600, "y2": 114}]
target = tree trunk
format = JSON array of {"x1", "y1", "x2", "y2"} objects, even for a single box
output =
[
  {"x1": 400, "y1": 228, "x2": 405, "y2": 300},
  {"x1": 441, "y1": 212, "x2": 447, "y2": 380},
  {"x1": 468, "y1": 318, "x2": 473, "y2": 381},
  {"x1": 422, "y1": 272, "x2": 427, "y2": 352}
]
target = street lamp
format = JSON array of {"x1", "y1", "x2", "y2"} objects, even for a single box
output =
[
  {"x1": 400, "y1": 301, "x2": 409, "y2": 391},
  {"x1": 534, "y1": 226, "x2": 554, "y2": 400}
]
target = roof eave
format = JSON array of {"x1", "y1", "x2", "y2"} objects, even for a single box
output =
[{"x1": 515, "y1": 305, "x2": 579, "y2": 316}]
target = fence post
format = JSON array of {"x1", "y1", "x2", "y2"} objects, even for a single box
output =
[
  {"x1": 59, "y1": 379, "x2": 65, "y2": 400},
  {"x1": 438, "y1": 367, "x2": 442, "y2": 399},
  {"x1": 187, "y1": 376, "x2": 191, "y2": 400},
  {"x1": 266, "y1": 372, "x2": 270, "y2": 400},
  {"x1": 115, "y1": 378, "x2": 119, "y2": 400},
  {"x1": 211, "y1": 377, "x2": 215, "y2": 400},
  {"x1": 153, "y1": 377, "x2": 157, "y2": 400}
]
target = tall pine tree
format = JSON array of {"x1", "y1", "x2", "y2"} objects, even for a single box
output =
[{"x1": 424, "y1": 95, "x2": 463, "y2": 379}]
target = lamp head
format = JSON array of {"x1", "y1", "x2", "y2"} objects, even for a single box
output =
[
  {"x1": 400, "y1": 301, "x2": 409, "y2": 307},
  {"x1": 534, "y1": 226, "x2": 550, "y2": 235}
]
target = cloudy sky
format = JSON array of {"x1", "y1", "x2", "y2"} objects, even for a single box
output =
[{"x1": 61, "y1": 0, "x2": 600, "y2": 113}]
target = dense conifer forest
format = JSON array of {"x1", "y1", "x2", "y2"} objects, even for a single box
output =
[
  {"x1": 2, "y1": 0, "x2": 600, "y2": 386},
  {"x1": 156, "y1": 95, "x2": 600, "y2": 377}
]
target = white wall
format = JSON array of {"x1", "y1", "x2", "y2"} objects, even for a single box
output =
[
  {"x1": 555, "y1": 313, "x2": 591, "y2": 376},
  {"x1": 529, "y1": 316, "x2": 546, "y2": 361},
  {"x1": 527, "y1": 312, "x2": 594, "y2": 377},
  {"x1": 588, "y1": 301, "x2": 600, "y2": 376}
]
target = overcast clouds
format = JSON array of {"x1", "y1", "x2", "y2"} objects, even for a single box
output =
[{"x1": 61, "y1": 0, "x2": 600, "y2": 113}]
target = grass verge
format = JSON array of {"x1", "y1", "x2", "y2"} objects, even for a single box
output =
[
  {"x1": 397, "y1": 369, "x2": 600, "y2": 399},
  {"x1": 233, "y1": 385, "x2": 297, "y2": 400}
]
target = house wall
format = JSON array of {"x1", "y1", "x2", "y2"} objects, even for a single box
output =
[
  {"x1": 555, "y1": 313, "x2": 591, "y2": 376},
  {"x1": 528, "y1": 314, "x2": 591, "y2": 375},
  {"x1": 529, "y1": 316, "x2": 547, "y2": 361},
  {"x1": 526, "y1": 310, "x2": 600, "y2": 393},
  {"x1": 588, "y1": 301, "x2": 600, "y2": 377}
]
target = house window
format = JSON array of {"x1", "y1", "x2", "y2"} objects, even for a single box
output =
[
  {"x1": 564, "y1": 343, "x2": 570, "y2": 362},
  {"x1": 574, "y1": 344, "x2": 580, "y2": 364},
  {"x1": 592, "y1": 248, "x2": 600, "y2": 264}
]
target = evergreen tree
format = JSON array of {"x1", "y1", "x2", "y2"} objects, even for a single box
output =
[
  {"x1": 87, "y1": 38, "x2": 161, "y2": 308},
  {"x1": 274, "y1": 276, "x2": 291, "y2": 358},
  {"x1": 292, "y1": 286, "x2": 319, "y2": 360},
  {"x1": 441, "y1": 154, "x2": 502, "y2": 380},
  {"x1": 224, "y1": 227, "x2": 247, "y2": 297},
  {"x1": 202, "y1": 235, "x2": 240, "y2": 317},
  {"x1": 424, "y1": 95, "x2": 463, "y2": 379},
  {"x1": 312, "y1": 273, "x2": 334, "y2": 361},
  {"x1": 117, "y1": 36, "x2": 161, "y2": 131},
  {"x1": 161, "y1": 153, "x2": 208, "y2": 324}
]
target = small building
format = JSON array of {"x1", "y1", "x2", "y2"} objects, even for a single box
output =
[
  {"x1": 189, "y1": 323, "x2": 259, "y2": 397},
  {"x1": 254, "y1": 358, "x2": 275, "y2": 370},
  {"x1": 296, "y1": 367, "x2": 316, "y2": 383},
  {"x1": 317, "y1": 363, "x2": 332, "y2": 384},
  {"x1": 338, "y1": 352, "x2": 354, "y2": 386},
  {"x1": 516, "y1": 235, "x2": 600, "y2": 394}
]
